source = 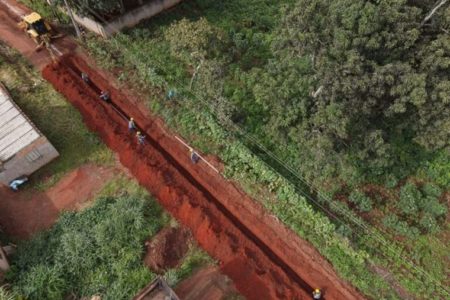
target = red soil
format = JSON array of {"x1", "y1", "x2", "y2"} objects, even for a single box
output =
[
  {"x1": 0, "y1": 164, "x2": 116, "y2": 239},
  {"x1": 42, "y1": 55, "x2": 364, "y2": 300},
  {"x1": 144, "y1": 226, "x2": 192, "y2": 273},
  {"x1": 175, "y1": 266, "x2": 241, "y2": 300},
  {"x1": 0, "y1": 0, "x2": 76, "y2": 71}
]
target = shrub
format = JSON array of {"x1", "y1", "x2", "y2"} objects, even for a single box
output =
[
  {"x1": 421, "y1": 197, "x2": 447, "y2": 219},
  {"x1": 9, "y1": 196, "x2": 163, "y2": 300},
  {"x1": 398, "y1": 183, "x2": 420, "y2": 216},
  {"x1": 382, "y1": 214, "x2": 419, "y2": 238},
  {"x1": 349, "y1": 190, "x2": 373, "y2": 212},
  {"x1": 384, "y1": 174, "x2": 399, "y2": 189},
  {"x1": 0, "y1": 287, "x2": 18, "y2": 300},
  {"x1": 421, "y1": 183, "x2": 442, "y2": 198},
  {"x1": 419, "y1": 213, "x2": 439, "y2": 234},
  {"x1": 19, "y1": 265, "x2": 65, "y2": 300}
]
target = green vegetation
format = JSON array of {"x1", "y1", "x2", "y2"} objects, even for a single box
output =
[
  {"x1": 0, "y1": 42, "x2": 113, "y2": 189},
  {"x1": 8, "y1": 195, "x2": 159, "y2": 299},
  {"x1": 6, "y1": 177, "x2": 212, "y2": 299},
  {"x1": 0, "y1": 287, "x2": 17, "y2": 300}
]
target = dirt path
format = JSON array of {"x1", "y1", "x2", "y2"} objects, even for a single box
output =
[
  {"x1": 0, "y1": 0, "x2": 75, "y2": 70},
  {"x1": 0, "y1": 164, "x2": 116, "y2": 239}
]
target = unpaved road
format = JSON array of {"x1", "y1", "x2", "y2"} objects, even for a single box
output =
[
  {"x1": 0, "y1": 0, "x2": 365, "y2": 299},
  {"x1": 0, "y1": 164, "x2": 116, "y2": 239}
]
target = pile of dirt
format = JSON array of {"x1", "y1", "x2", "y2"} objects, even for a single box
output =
[
  {"x1": 41, "y1": 55, "x2": 363, "y2": 300},
  {"x1": 175, "y1": 266, "x2": 241, "y2": 300},
  {"x1": 144, "y1": 226, "x2": 192, "y2": 273}
]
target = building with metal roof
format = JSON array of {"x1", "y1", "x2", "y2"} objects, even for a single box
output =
[{"x1": 0, "y1": 83, "x2": 58, "y2": 185}]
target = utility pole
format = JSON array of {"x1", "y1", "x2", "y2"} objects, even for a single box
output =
[{"x1": 63, "y1": 0, "x2": 82, "y2": 38}]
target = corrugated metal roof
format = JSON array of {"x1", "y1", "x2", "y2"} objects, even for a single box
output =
[{"x1": 0, "y1": 85, "x2": 40, "y2": 162}]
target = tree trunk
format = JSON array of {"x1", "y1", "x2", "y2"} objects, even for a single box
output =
[{"x1": 421, "y1": 0, "x2": 448, "y2": 26}]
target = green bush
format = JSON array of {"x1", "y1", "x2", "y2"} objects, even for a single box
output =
[
  {"x1": 349, "y1": 191, "x2": 373, "y2": 212},
  {"x1": 421, "y1": 198, "x2": 447, "y2": 219},
  {"x1": 398, "y1": 183, "x2": 420, "y2": 216},
  {"x1": 9, "y1": 196, "x2": 164, "y2": 300},
  {"x1": 382, "y1": 214, "x2": 419, "y2": 239},
  {"x1": 421, "y1": 183, "x2": 442, "y2": 198},
  {"x1": 19, "y1": 265, "x2": 65, "y2": 300},
  {"x1": 419, "y1": 213, "x2": 439, "y2": 234},
  {"x1": 0, "y1": 287, "x2": 18, "y2": 300}
]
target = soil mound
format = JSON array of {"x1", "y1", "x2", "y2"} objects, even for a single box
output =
[{"x1": 144, "y1": 226, "x2": 192, "y2": 273}]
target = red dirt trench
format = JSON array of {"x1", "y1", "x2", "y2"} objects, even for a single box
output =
[{"x1": 41, "y1": 55, "x2": 363, "y2": 300}]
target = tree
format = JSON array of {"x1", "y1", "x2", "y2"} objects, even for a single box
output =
[{"x1": 250, "y1": 0, "x2": 450, "y2": 184}]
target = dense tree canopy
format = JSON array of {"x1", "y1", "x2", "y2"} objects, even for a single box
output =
[{"x1": 244, "y1": 0, "x2": 450, "y2": 183}]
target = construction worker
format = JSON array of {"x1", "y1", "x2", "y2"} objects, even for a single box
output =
[
  {"x1": 81, "y1": 72, "x2": 89, "y2": 83},
  {"x1": 190, "y1": 148, "x2": 200, "y2": 164},
  {"x1": 128, "y1": 117, "x2": 136, "y2": 132},
  {"x1": 99, "y1": 90, "x2": 110, "y2": 102},
  {"x1": 166, "y1": 89, "x2": 176, "y2": 100},
  {"x1": 312, "y1": 288, "x2": 322, "y2": 300},
  {"x1": 136, "y1": 131, "x2": 145, "y2": 145}
]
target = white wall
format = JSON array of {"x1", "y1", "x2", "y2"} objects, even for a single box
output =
[{"x1": 74, "y1": 0, "x2": 183, "y2": 37}]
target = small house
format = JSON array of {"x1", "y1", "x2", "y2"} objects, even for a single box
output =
[{"x1": 0, "y1": 83, "x2": 59, "y2": 186}]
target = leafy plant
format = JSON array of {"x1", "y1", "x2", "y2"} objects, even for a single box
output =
[
  {"x1": 398, "y1": 183, "x2": 420, "y2": 217},
  {"x1": 9, "y1": 195, "x2": 164, "y2": 300},
  {"x1": 349, "y1": 191, "x2": 373, "y2": 212},
  {"x1": 0, "y1": 287, "x2": 18, "y2": 300}
]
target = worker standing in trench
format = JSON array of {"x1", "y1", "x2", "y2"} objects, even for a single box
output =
[
  {"x1": 189, "y1": 148, "x2": 200, "y2": 164},
  {"x1": 81, "y1": 72, "x2": 89, "y2": 83},
  {"x1": 136, "y1": 131, "x2": 145, "y2": 145},
  {"x1": 312, "y1": 288, "x2": 322, "y2": 299},
  {"x1": 128, "y1": 117, "x2": 136, "y2": 133},
  {"x1": 99, "y1": 90, "x2": 110, "y2": 102}
]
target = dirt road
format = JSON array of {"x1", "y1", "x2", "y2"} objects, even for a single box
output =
[
  {"x1": 0, "y1": 0, "x2": 364, "y2": 299},
  {"x1": 0, "y1": 164, "x2": 116, "y2": 239},
  {"x1": 0, "y1": 0, "x2": 75, "y2": 70}
]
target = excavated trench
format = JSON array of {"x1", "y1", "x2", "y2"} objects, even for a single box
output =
[{"x1": 42, "y1": 55, "x2": 362, "y2": 300}]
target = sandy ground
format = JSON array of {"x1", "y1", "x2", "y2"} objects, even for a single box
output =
[{"x1": 0, "y1": 164, "x2": 116, "y2": 239}]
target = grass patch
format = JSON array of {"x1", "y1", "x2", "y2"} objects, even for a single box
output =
[{"x1": 0, "y1": 42, "x2": 114, "y2": 190}]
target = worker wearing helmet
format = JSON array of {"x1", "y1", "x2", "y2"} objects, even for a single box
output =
[
  {"x1": 128, "y1": 117, "x2": 136, "y2": 132},
  {"x1": 99, "y1": 90, "x2": 110, "y2": 102},
  {"x1": 136, "y1": 131, "x2": 145, "y2": 145},
  {"x1": 190, "y1": 148, "x2": 200, "y2": 164},
  {"x1": 81, "y1": 72, "x2": 89, "y2": 83},
  {"x1": 312, "y1": 288, "x2": 322, "y2": 299}
]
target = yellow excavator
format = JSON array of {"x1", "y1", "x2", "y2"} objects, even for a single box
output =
[{"x1": 17, "y1": 12, "x2": 63, "y2": 52}]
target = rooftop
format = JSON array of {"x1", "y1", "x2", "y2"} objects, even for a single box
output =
[{"x1": 0, "y1": 84, "x2": 40, "y2": 162}]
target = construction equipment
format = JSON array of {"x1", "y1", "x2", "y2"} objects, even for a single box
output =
[{"x1": 17, "y1": 12, "x2": 63, "y2": 51}]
